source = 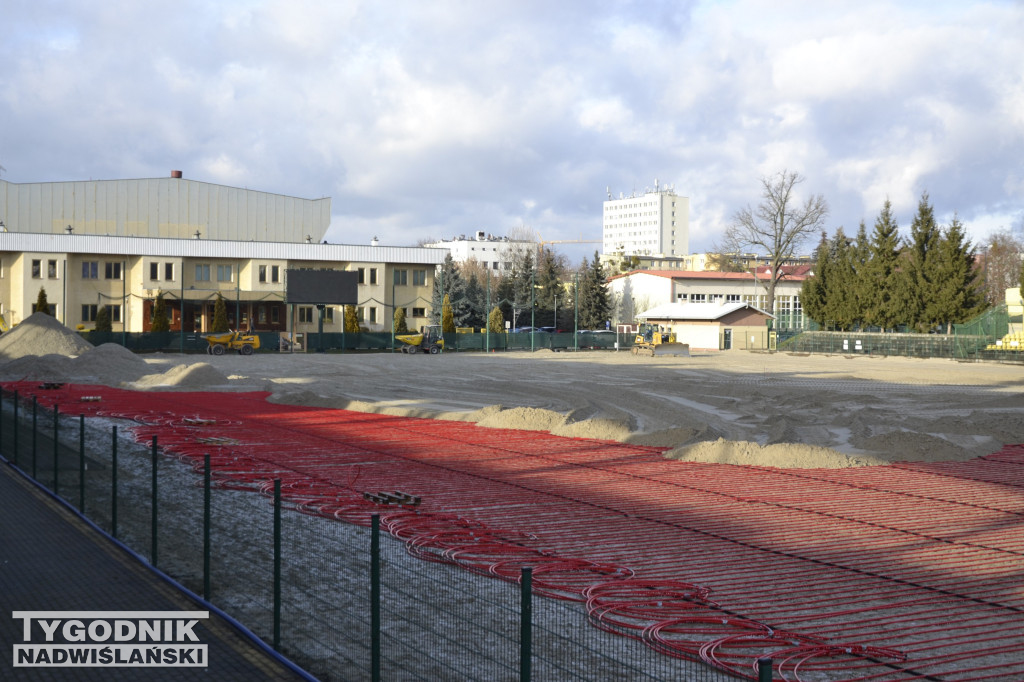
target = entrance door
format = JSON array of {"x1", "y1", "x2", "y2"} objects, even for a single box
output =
[{"x1": 723, "y1": 328, "x2": 732, "y2": 350}]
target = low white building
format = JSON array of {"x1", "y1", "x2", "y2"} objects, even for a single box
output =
[
  {"x1": 610, "y1": 267, "x2": 811, "y2": 330},
  {"x1": 637, "y1": 301, "x2": 775, "y2": 351},
  {"x1": 423, "y1": 231, "x2": 535, "y2": 272}
]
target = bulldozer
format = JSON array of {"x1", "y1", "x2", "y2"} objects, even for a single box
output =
[
  {"x1": 632, "y1": 323, "x2": 689, "y2": 357},
  {"x1": 202, "y1": 330, "x2": 261, "y2": 356},
  {"x1": 396, "y1": 325, "x2": 444, "y2": 355}
]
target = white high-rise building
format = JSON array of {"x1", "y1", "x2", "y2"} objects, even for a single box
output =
[{"x1": 602, "y1": 181, "x2": 689, "y2": 258}]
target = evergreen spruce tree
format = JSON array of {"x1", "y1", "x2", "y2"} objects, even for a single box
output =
[
  {"x1": 151, "y1": 293, "x2": 170, "y2": 332},
  {"x1": 94, "y1": 305, "x2": 112, "y2": 332},
  {"x1": 864, "y1": 199, "x2": 905, "y2": 331},
  {"x1": 535, "y1": 249, "x2": 565, "y2": 327},
  {"x1": 902, "y1": 192, "x2": 942, "y2": 332},
  {"x1": 932, "y1": 213, "x2": 984, "y2": 333},
  {"x1": 463, "y1": 272, "x2": 486, "y2": 329},
  {"x1": 800, "y1": 232, "x2": 830, "y2": 328},
  {"x1": 850, "y1": 221, "x2": 872, "y2": 328},
  {"x1": 441, "y1": 294, "x2": 455, "y2": 333},
  {"x1": 212, "y1": 293, "x2": 229, "y2": 332},
  {"x1": 35, "y1": 287, "x2": 51, "y2": 314},
  {"x1": 487, "y1": 306, "x2": 504, "y2": 334},
  {"x1": 576, "y1": 252, "x2": 611, "y2": 330},
  {"x1": 431, "y1": 255, "x2": 471, "y2": 326},
  {"x1": 822, "y1": 229, "x2": 857, "y2": 330},
  {"x1": 344, "y1": 305, "x2": 360, "y2": 333},
  {"x1": 393, "y1": 306, "x2": 409, "y2": 334}
]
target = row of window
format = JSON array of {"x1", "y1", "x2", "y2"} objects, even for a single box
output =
[
  {"x1": 295, "y1": 306, "x2": 428, "y2": 324},
  {"x1": 82, "y1": 304, "x2": 122, "y2": 322}
]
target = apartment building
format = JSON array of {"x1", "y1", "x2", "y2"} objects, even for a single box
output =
[{"x1": 602, "y1": 181, "x2": 689, "y2": 258}]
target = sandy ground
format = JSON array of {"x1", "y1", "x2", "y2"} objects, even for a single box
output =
[{"x1": 3, "y1": 313, "x2": 1023, "y2": 469}]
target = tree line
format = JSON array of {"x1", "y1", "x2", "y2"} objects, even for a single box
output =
[
  {"x1": 426, "y1": 248, "x2": 613, "y2": 333},
  {"x1": 801, "y1": 193, "x2": 986, "y2": 333}
]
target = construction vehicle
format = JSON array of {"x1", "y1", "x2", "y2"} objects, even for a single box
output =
[
  {"x1": 632, "y1": 323, "x2": 689, "y2": 357},
  {"x1": 396, "y1": 325, "x2": 444, "y2": 354},
  {"x1": 202, "y1": 330, "x2": 261, "y2": 356}
]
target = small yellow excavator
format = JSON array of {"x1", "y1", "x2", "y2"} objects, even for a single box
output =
[
  {"x1": 396, "y1": 325, "x2": 444, "y2": 355},
  {"x1": 202, "y1": 330, "x2": 261, "y2": 356},
  {"x1": 632, "y1": 323, "x2": 689, "y2": 357}
]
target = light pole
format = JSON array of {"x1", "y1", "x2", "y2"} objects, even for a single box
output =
[{"x1": 530, "y1": 268, "x2": 535, "y2": 352}]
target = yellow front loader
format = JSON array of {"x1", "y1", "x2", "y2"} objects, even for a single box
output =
[{"x1": 202, "y1": 330, "x2": 261, "y2": 356}]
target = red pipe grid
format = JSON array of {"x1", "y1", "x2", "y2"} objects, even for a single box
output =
[{"x1": 9, "y1": 381, "x2": 1024, "y2": 682}]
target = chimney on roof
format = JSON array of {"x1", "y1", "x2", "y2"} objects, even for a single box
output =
[{"x1": 171, "y1": 170, "x2": 183, "y2": 179}]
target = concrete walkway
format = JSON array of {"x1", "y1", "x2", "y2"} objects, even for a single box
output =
[{"x1": 0, "y1": 460, "x2": 315, "y2": 681}]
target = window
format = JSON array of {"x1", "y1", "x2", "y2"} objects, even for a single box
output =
[
  {"x1": 82, "y1": 261, "x2": 98, "y2": 279},
  {"x1": 356, "y1": 306, "x2": 365, "y2": 320},
  {"x1": 195, "y1": 264, "x2": 210, "y2": 281},
  {"x1": 412, "y1": 269, "x2": 426, "y2": 286},
  {"x1": 150, "y1": 262, "x2": 159, "y2": 280},
  {"x1": 357, "y1": 267, "x2": 365, "y2": 284},
  {"x1": 109, "y1": 305, "x2": 121, "y2": 322},
  {"x1": 105, "y1": 262, "x2": 122, "y2": 280},
  {"x1": 259, "y1": 264, "x2": 280, "y2": 283},
  {"x1": 82, "y1": 305, "x2": 98, "y2": 322},
  {"x1": 217, "y1": 264, "x2": 233, "y2": 282},
  {"x1": 393, "y1": 269, "x2": 408, "y2": 286},
  {"x1": 726, "y1": 294, "x2": 741, "y2": 302},
  {"x1": 368, "y1": 307, "x2": 377, "y2": 323},
  {"x1": 164, "y1": 263, "x2": 174, "y2": 281},
  {"x1": 412, "y1": 307, "x2": 425, "y2": 317},
  {"x1": 324, "y1": 307, "x2": 334, "y2": 323},
  {"x1": 271, "y1": 307, "x2": 280, "y2": 324},
  {"x1": 299, "y1": 307, "x2": 314, "y2": 323},
  {"x1": 258, "y1": 306, "x2": 267, "y2": 324},
  {"x1": 32, "y1": 259, "x2": 41, "y2": 278},
  {"x1": 691, "y1": 294, "x2": 707, "y2": 303},
  {"x1": 369, "y1": 268, "x2": 378, "y2": 285},
  {"x1": 48, "y1": 260, "x2": 58, "y2": 278}
]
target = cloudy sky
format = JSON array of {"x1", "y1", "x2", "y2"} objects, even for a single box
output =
[{"x1": 2, "y1": 1, "x2": 1022, "y2": 264}]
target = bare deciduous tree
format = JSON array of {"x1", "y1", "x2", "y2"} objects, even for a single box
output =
[{"x1": 719, "y1": 170, "x2": 829, "y2": 315}]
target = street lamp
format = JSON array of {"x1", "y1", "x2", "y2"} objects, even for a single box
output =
[{"x1": 530, "y1": 268, "x2": 535, "y2": 352}]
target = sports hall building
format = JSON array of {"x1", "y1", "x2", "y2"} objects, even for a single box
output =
[{"x1": 0, "y1": 173, "x2": 445, "y2": 336}]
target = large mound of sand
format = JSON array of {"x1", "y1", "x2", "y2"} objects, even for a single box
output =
[
  {"x1": 0, "y1": 312, "x2": 93, "y2": 360},
  {"x1": 131, "y1": 362, "x2": 232, "y2": 389}
]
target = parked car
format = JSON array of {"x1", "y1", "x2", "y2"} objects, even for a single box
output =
[{"x1": 511, "y1": 326, "x2": 537, "y2": 333}]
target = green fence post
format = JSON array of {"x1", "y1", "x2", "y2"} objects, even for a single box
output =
[
  {"x1": 52, "y1": 404, "x2": 59, "y2": 494},
  {"x1": 203, "y1": 454, "x2": 211, "y2": 601},
  {"x1": 31, "y1": 396, "x2": 37, "y2": 479},
  {"x1": 273, "y1": 478, "x2": 281, "y2": 651},
  {"x1": 12, "y1": 390, "x2": 19, "y2": 467},
  {"x1": 521, "y1": 566, "x2": 532, "y2": 682},
  {"x1": 758, "y1": 657, "x2": 773, "y2": 681},
  {"x1": 79, "y1": 415, "x2": 85, "y2": 512},
  {"x1": 371, "y1": 513, "x2": 381, "y2": 682},
  {"x1": 111, "y1": 425, "x2": 118, "y2": 538},
  {"x1": 151, "y1": 435, "x2": 158, "y2": 566}
]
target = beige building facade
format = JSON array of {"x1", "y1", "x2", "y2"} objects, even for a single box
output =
[{"x1": 0, "y1": 175, "x2": 444, "y2": 336}]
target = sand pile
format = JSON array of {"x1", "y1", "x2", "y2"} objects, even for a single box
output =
[
  {"x1": 68, "y1": 343, "x2": 152, "y2": 385},
  {"x1": 131, "y1": 362, "x2": 231, "y2": 389},
  {"x1": 0, "y1": 312, "x2": 93, "y2": 360},
  {"x1": 0, "y1": 353, "x2": 77, "y2": 382},
  {"x1": 666, "y1": 438, "x2": 891, "y2": 468}
]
